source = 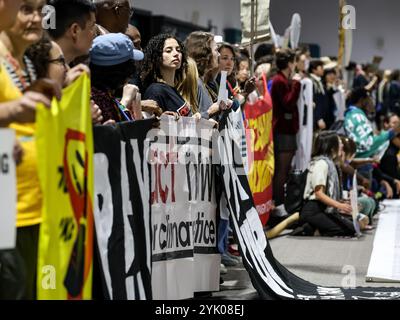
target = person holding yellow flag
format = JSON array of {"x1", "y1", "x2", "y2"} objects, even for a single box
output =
[
  {"x1": 0, "y1": 0, "x2": 61, "y2": 300},
  {"x1": 0, "y1": 0, "x2": 54, "y2": 128}
]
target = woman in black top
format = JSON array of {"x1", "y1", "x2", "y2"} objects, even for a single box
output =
[{"x1": 141, "y1": 34, "x2": 192, "y2": 117}]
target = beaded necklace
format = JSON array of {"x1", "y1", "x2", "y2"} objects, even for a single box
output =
[{"x1": 3, "y1": 53, "x2": 37, "y2": 92}]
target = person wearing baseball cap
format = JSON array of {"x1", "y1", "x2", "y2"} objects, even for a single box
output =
[
  {"x1": 90, "y1": 33, "x2": 144, "y2": 123},
  {"x1": 90, "y1": 32, "x2": 144, "y2": 66}
]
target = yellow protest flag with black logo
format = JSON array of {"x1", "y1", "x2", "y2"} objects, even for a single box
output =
[{"x1": 36, "y1": 74, "x2": 94, "y2": 300}]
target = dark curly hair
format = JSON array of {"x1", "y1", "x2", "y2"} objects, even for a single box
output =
[
  {"x1": 140, "y1": 34, "x2": 187, "y2": 91},
  {"x1": 25, "y1": 34, "x2": 53, "y2": 79}
]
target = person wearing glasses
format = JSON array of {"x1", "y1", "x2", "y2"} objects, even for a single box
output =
[
  {"x1": 27, "y1": 32, "x2": 98, "y2": 93},
  {"x1": 0, "y1": 0, "x2": 57, "y2": 128},
  {"x1": 26, "y1": 33, "x2": 108, "y2": 127},
  {"x1": 26, "y1": 34, "x2": 68, "y2": 88},
  {"x1": 0, "y1": 0, "x2": 63, "y2": 300},
  {"x1": 0, "y1": 0, "x2": 60, "y2": 301},
  {"x1": 0, "y1": 0, "x2": 47, "y2": 92},
  {"x1": 91, "y1": 0, "x2": 134, "y2": 34}
]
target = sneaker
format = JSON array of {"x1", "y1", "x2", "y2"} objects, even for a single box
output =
[
  {"x1": 221, "y1": 253, "x2": 238, "y2": 267},
  {"x1": 226, "y1": 252, "x2": 241, "y2": 262},
  {"x1": 228, "y1": 244, "x2": 241, "y2": 257},
  {"x1": 220, "y1": 264, "x2": 227, "y2": 275}
]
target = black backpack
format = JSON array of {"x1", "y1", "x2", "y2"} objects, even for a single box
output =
[{"x1": 284, "y1": 169, "x2": 309, "y2": 215}]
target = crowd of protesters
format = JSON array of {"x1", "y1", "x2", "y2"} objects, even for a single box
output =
[
  {"x1": 267, "y1": 49, "x2": 400, "y2": 238},
  {"x1": 1, "y1": 0, "x2": 400, "y2": 300}
]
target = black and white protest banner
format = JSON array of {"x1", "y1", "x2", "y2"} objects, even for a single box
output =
[
  {"x1": 229, "y1": 108, "x2": 249, "y2": 175},
  {"x1": 218, "y1": 110, "x2": 400, "y2": 300},
  {"x1": 93, "y1": 112, "x2": 400, "y2": 300},
  {"x1": 147, "y1": 116, "x2": 220, "y2": 300},
  {"x1": 93, "y1": 121, "x2": 153, "y2": 300},
  {"x1": 0, "y1": 129, "x2": 16, "y2": 250}
]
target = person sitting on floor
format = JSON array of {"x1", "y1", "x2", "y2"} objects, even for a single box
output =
[{"x1": 299, "y1": 131, "x2": 356, "y2": 237}]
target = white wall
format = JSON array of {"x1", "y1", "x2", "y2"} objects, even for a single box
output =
[
  {"x1": 134, "y1": 0, "x2": 241, "y2": 36},
  {"x1": 270, "y1": 0, "x2": 400, "y2": 69},
  {"x1": 134, "y1": 0, "x2": 400, "y2": 69}
]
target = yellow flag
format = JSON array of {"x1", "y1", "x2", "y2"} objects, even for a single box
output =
[{"x1": 36, "y1": 74, "x2": 94, "y2": 300}]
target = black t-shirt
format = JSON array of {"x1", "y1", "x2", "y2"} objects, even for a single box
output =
[{"x1": 143, "y1": 83, "x2": 191, "y2": 116}]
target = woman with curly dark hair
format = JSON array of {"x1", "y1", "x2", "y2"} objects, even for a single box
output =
[{"x1": 141, "y1": 33, "x2": 192, "y2": 117}]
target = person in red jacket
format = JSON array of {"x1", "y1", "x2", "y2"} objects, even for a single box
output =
[{"x1": 271, "y1": 49, "x2": 302, "y2": 215}]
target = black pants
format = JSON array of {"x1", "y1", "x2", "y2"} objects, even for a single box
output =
[
  {"x1": 300, "y1": 201, "x2": 355, "y2": 237},
  {"x1": 0, "y1": 224, "x2": 39, "y2": 300},
  {"x1": 0, "y1": 249, "x2": 26, "y2": 299},
  {"x1": 17, "y1": 224, "x2": 40, "y2": 300}
]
